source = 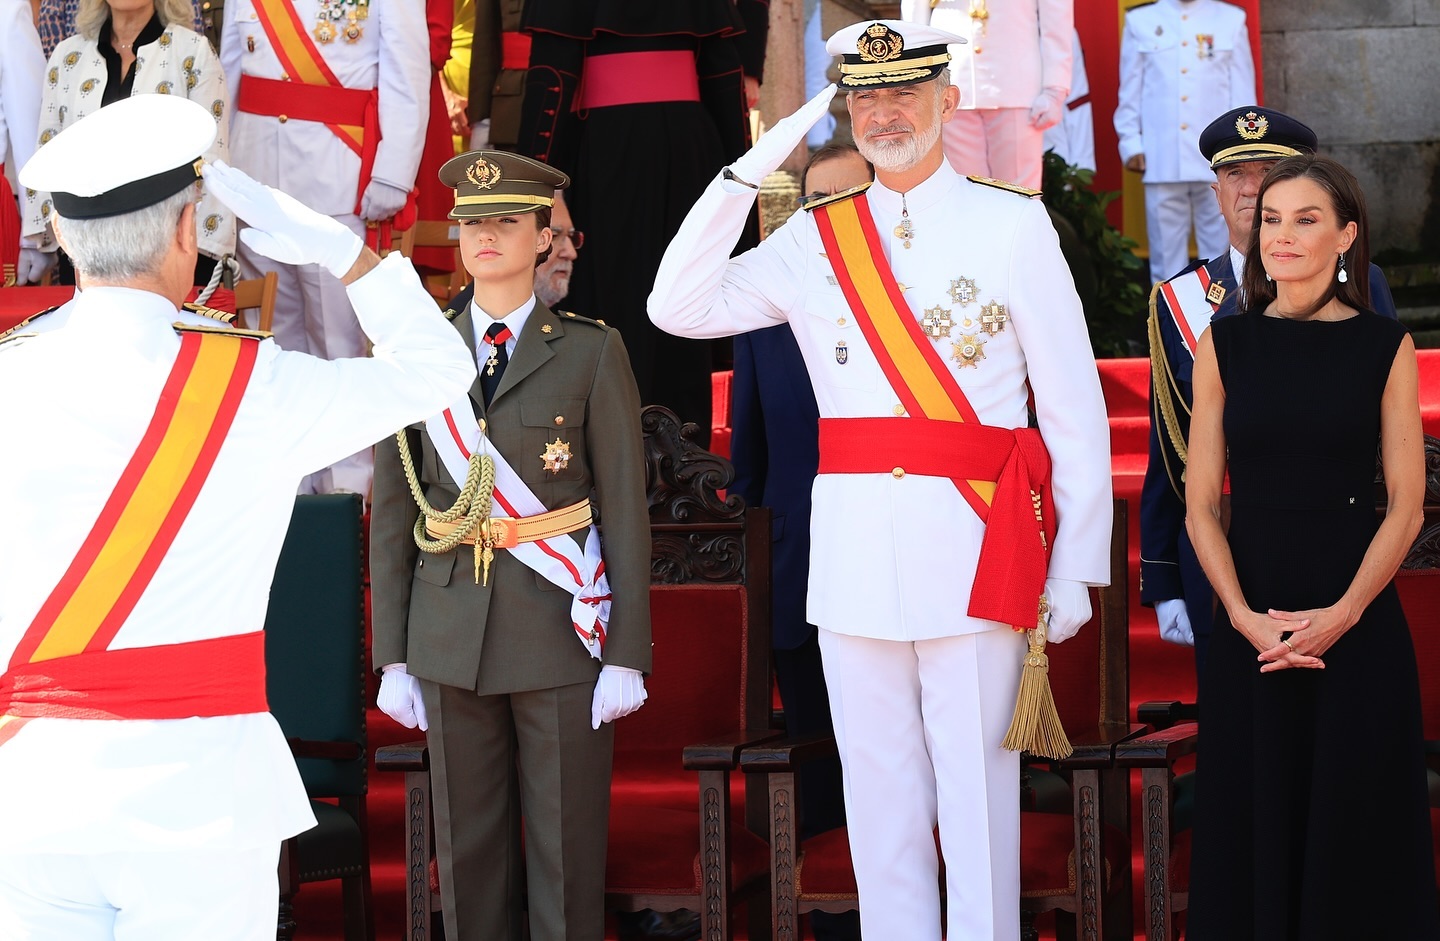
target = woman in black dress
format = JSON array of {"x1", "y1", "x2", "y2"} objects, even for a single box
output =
[{"x1": 1184, "y1": 155, "x2": 1439, "y2": 939}]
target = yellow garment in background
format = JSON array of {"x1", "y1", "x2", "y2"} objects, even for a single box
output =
[{"x1": 446, "y1": 0, "x2": 474, "y2": 150}]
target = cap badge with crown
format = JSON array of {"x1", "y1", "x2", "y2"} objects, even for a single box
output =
[
  {"x1": 858, "y1": 23, "x2": 904, "y2": 63},
  {"x1": 466, "y1": 158, "x2": 502, "y2": 189},
  {"x1": 1236, "y1": 111, "x2": 1269, "y2": 141}
]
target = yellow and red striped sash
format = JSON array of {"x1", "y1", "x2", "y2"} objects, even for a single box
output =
[
  {"x1": 0, "y1": 331, "x2": 258, "y2": 746},
  {"x1": 250, "y1": 0, "x2": 365, "y2": 157},
  {"x1": 812, "y1": 193, "x2": 995, "y2": 520}
]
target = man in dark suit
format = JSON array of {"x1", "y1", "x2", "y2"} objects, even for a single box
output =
[
  {"x1": 1142, "y1": 106, "x2": 1398, "y2": 684},
  {"x1": 728, "y1": 143, "x2": 871, "y2": 941},
  {"x1": 370, "y1": 150, "x2": 652, "y2": 941}
]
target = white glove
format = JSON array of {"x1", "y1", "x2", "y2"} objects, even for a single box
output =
[
  {"x1": 1043, "y1": 578, "x2": 1092, "y2": 644},
  {"x1": 727, "y1": 84, "x2": 838, "y2": 191},
  {"x1": 591, "y1": 665, "x2": 647, "y2": 730},
  {"x1": 1155, "y1": 598, "x2": 1195, "y2": 647},
  {"x1": 1028, "y1": 87, "x2": 1066, "y2": 131},
  {"x1": 201, "y1": 159, "x2": 363, "y2": 279},
  {"x1": 377, "y1": 663, "x2": 428, "y2": 731},
  {"x1": 359, "y1": 179, "x2": 410, "y2": 223},
  {"x1": 15, "y1": 248, "x2": 57, "y2": 285}
]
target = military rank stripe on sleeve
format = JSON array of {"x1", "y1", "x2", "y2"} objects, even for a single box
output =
[{"x1": 8, "y1": 332, "x2": 258, "y2": 669}]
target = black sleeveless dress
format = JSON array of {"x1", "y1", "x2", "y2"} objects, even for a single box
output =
[{"x1": 1186, "y1": 310, "x2": 1439, "y2": 940}]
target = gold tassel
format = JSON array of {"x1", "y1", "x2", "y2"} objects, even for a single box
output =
[{"x1": 1001, "y1": 597, "x2": 1073, "y2": 760}]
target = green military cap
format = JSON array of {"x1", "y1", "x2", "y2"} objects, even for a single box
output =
[{"x1": 438, "y1": 150, "x2": 569, "y2": 219}]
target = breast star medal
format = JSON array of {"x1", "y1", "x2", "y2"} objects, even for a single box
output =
[
  {"x1": 949, "y1": 277, "x2": 979, "y2": 308},
  {"x1": 952, "y1": 333, "x2": 987, "y2": 368},
  {"x1": 921, "y1": 305, "x2": 953, "y2": 339},
  {"x1": 541, "y1": 439, "x2": 572, "y2": 474},
  {"x1": 978, "y1": 300, "x2": 1009, "y2": 335}
]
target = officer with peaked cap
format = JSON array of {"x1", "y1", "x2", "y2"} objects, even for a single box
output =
[
  {"x1": 371, "y1": 150, "x2": 651, "y2": 941},
  {"x1": 650, "y1": 19, "x2": 1113, "y2": 940},
  {"x1": 1141, "y1": 105, "x2": 1398, "y2": 684},
  {"x1": 0, "y1": 94, "x2": 474, "y2": 941}
]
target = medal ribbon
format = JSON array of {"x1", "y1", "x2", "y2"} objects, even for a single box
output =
[
  {"x1": 249, "y1": 0, "x2": 365, "y2": 157},
  {"x1": 812, "y1": 193, "x2": 995, "y2": 520},
  {"x1": 425, "y1": 399, "x2": 608, "y2": 659},
  {"x1": 1158, "y1": 264, "x2": 1217, "y2": 359}
]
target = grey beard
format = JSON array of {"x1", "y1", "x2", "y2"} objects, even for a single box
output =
[
  {"x1": 856, "y1": 117, "x2": 942, "y2": 173},
  {"x1": 535, "y1": 273, "x2": 571, "y2": 309}
]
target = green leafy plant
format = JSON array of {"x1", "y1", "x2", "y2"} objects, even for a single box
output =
[{"x1": 1041, "y1": 151, "x2": 1147, "y2": 357}]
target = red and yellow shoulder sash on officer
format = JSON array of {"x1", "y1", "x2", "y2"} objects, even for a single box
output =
[
  {"x1": 0, "y1": 327, "x2": 268, "y2": 748},
  {"x1": 235, "y1": 0, "x2": 415, "y2": 234},
  {"x1": 397, "y1": 396, "x2": 612, "y2": 660}
]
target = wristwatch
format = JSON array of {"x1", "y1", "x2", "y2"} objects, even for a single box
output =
[{"x1": 721, "y1": 167, "x2": 760, "y2": 190}]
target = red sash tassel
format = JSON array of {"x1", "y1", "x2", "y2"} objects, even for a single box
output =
[
  {"x1": 0, "y1": 632, "x2": 269, "y2": 721},
  {"x1": 818, "y1": 417, "x2": 1056, "y2": 628}
]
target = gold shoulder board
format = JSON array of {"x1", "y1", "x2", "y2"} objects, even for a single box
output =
[
  {"x1": 0, "y1": 305, "x2": 60, "y2": 345},
  {"x1": 182, "y1": 301, "x2": 237, "y2": 325},
  {"x1": 967, "y1": 175, "x2": 1043, "y2": 198},
  {"x1": 802, "y1": 181, "x2": 873, "y2": 213},
  {"x1": 173, "y1": 322, "x2": 273, "y2": 339}
]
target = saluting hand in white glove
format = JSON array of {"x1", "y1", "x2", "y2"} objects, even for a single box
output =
[
  {"x1": 201, "y1": 159, "x2": 363, "y2": 279},
  {"x1": 727, "y1": 84, "x2": 839, "y2": 191},
  {"x1": 591, "y1": 665, "x2": 647, "y2": 730},
  {"x1": 377, "y1": 663, "x2": 428, "y2": 731},
  {"x1": 1043, "y1": 578, "x2": 1092, "y2": 644}
]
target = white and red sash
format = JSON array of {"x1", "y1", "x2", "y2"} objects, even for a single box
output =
[
  {"x1": 1158, "y1": 265, "x2": 1220, "y2": 360},
  {"x1": 425, "y1": 400, "x2": 608, "y2": 659}
]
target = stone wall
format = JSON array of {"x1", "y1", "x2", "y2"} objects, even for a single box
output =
[{"x1": 1260, "y1": 0, "x2": 1440, "y2": 256}]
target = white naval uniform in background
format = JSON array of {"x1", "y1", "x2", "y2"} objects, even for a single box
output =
[
  {"x1": 1042, "y1": 29, "x2": 1094, "y2": 172},
  {"x1": 0, "y1": 253, "x2": 474, "y2": 940},
  {"x1": 0, "y1": 0, "x2": 43, "y2": 204},
  {"x1": 23, "y1": 26, "x2": 236, "y2": 261},
  {"x1": 220, "y1": 0, "x2": 428, "y2": 494},
  {"x1": 650, "y1": 162, "x2": 1112, "y2": 940},
  {"x1": 1115, "y1": 0, "x2": 1254, "y2": 283},
  {"x1": 901, "y1": 0, "x2": 1072, "y2": 190}
]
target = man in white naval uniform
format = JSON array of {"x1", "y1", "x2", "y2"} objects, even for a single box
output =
[
  {"x1": 900, "y1": 0, "x2": 1072, "y2": 191},
  {"x1": 0, "y1": 95, "x2": 474, "y2": 941},
  {"x1": 1, "y1": 0, "x2": 44, "y2": 285},
  {"x1": 1115, "y1": 0, "x2": 1254, "y2": 284},
  {"x1": 649, "y1": 20, "x2": 1112, "y2": 941},
  {"x1": 221, "y1": 0, "x2": 429, "y2": 495}
]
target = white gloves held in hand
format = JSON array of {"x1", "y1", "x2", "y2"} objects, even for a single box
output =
[
  {"x1": 1043, "y1": 577, "x2": 1091, "y2": 645},
  {"x1": 1028, "y1": 87, "x2": 1067, "y2": 131},
  {"x1": 727, "y1": 84, "x2": 838, "y2": 191},
  {"x1": 377, "y1": 663, "x2": 428, "y2": 731},
  {"x1": 1155, "y1": 598, "x2": 1195, "y2": 647},
  {"x1": 15, "y1": 248, "x2": 57, "y2": 285},
  {"x1": 591, "y1": 664, "x2": 647, "y2": 730},
  {"x1": 201, "y1": 159, "x2": 363, "y2": 279},
  {"x1": 359, "y1": 179, "x2": 410, "y2": 223}
]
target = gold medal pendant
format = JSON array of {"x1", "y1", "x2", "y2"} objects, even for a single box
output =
[
  {"x1": 952, "y1": 333, "x2": 987, "y2": 368},
  {"x1": 313, "y1": 18, "x2": 336, "y2": 43},
  {"x1": 541, "y1": 439, "x2": 572, "y2": 474},
  {"x1": 343, "y1": 11, "x2": 363, "y2": 42},
  {"x1": 894, "y1": 216, "x2": 915, "y2": 249}
]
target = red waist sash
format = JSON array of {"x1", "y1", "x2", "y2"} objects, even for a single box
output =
[
  {"x1": 0, "y1": 631, "x2": 269, "y2": 722},
  {"x1": 817, "y1": 417, "x2": 1056, "y2": 628},
  {"x1": 501, "y1": 30, "x2": 531, "y2": 70},
  {"x1": 578, "y1": 51, "x2": 700, "y2": 109}
]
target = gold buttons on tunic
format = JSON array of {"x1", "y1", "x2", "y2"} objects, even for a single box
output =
[
  {"x1": 892, "y1": 404, "x2": 905, "y2": 416},
  {"x1": 554, "y1": 415, "x2": 565, "y2": 426},
  {"x1": 892, "y1": 467, "x2": 905, "y2": 479},
  {"x1": 278, "y1": 114, "x2": 288, "y2": 123}
]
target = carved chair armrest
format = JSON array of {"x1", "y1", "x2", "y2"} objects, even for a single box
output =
[
  {"x1": 682, "y1": 729, "x2": 788, "y2": 771},
  {"x1": 286, "y1": 738, "x2": 363, "y2": 762},
  {"x1": 1053, "y1": 722, "x2": 1150, "y2": 769},
  {"x1": 737, "y1": 732, "x2": 839, "y2": 774},
  {"x1": 375, "y1": 740, "x2": 430, "y2": 773},
  {"x1": 1136, "y1": 699, "x2": 1198, "y2": 730},
  {"x1": 1115, "y1": 722, "x2": 1199, "y2": 769}
]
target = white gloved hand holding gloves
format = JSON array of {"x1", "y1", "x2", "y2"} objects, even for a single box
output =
[
  {"x1": 591, "y1": 665, "x2": 647, "y2": 730},
  {"x1": 15, "y1": 247, "x2": 57, "y2": 285},
  {"x1": 377, "y1": 663, "x2": 428, "y2": 731},
  {"x1": 1043, "y1": 577, "x2": 1092, "y2": 644},
  {"x1": 201, "y1": 159, "x2": 363, "y2": 278},
  {"x1": 1028, "y1": 87, "x2": 1067, "y2": 131},
  {"x1": 1155, "y1": 598, "x2": 1195, "y2": 647},
  {"x1": 725, "y1": 84, "x2": 838, "y2": 192},
  {"x1": 359, "y1": 179, "x2": 410, "y2": 223}
]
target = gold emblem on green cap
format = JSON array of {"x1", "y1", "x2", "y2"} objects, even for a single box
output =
[{"x1": 466, "y1": 158, "x2": 503, "y2": 189}]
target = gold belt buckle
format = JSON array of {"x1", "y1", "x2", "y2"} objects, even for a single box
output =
[{"x1": 487, "y1": 517, "x2": 519, "y2": 550}]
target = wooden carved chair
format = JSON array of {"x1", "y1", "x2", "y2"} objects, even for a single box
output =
[
  {"x1": 233, "y1": 271, "x2": 278, "y2": 333},
  {"x1": 375, "y1": 405, "x2": 779, "y2": 940},
  {"x1": 394, "y1": 221, "x2": 467, "y2": 303},
  {"x1": 265, "y1": 493, "x2": 374, "y2": 941},
  {"x1": 740, "y1": 498, "x2": 1141, "y2": 941},
  {"x1": 1119, "y1": 434, "x2": 1440, "y2": 941}
]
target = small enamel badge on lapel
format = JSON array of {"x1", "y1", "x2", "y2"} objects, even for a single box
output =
[
  {"x1": 541, "y1": 323, "x2": 553, "y2": 333},
  {"x1": 1206, "y1": 282, "x2": 1227, "y2": 306},
  {"x1": 836, "y1": 340, "x2": 848, "y2": 364},
  {"x1": 541, "y1": 438, "x2": 572, "y2": 474}
]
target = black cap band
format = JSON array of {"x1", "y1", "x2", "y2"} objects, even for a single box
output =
[{"x1": 52, "y1": 159, "x2": 202, "y2": 220}]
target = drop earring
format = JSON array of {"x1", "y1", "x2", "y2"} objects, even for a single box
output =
[
  {"x1": 1337, "y1": 253, "x2": 1349, "y2": 283},
  {"x1": 1264, "y1": 271, "x2": 1272, "y2": 282}
]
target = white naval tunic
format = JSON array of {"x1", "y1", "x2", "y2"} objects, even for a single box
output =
[
  {"x1": 0, "y1": 252, "x2": 475, "y2": 856},
  {"x1": 0, "y1": 0, "x2": 44, "y2": 182},
  {"x1": 23, "y1": 26, "x2": 236, "y2": 260}
]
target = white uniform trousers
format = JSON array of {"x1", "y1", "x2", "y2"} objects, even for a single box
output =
[
  {"x1": 238, "y1": 212, "x2": 374, "y2": 495},
  {"x1": 0, "y1": 845, "x2": 279, "y2": 941},
  {"x1": 942, "y1": 109, "x2": 1046, "y2": 191},
  {"x1": 1143, "y1": 180, "x2": 1228, "y2": 284},
  {"x1": 819, "y1": 626, "x2": 1025, "y2": 941}
]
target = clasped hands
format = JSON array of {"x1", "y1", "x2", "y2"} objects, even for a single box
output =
[{"x1": 1239, "y1": 605, "x2": 1352, "y2": 672}]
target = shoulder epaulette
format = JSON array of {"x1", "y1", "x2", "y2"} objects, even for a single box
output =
[
  {"x1": 557, "y1": 310, "x2": 610, "y2": 329},
  {"x1": 967, "y1": 175, "x2": 1042, "y2": 198},
  {"x1": 443, "y1": 305, "x2": 462, "y2": 321},
  {"x1": 182, "y1": 301, "x2": 237, "y2": 325},
  {"x1": 173, "y1": 321, "x2": 273, "y2": 339},
  {"x1": 0, "y1": 305, "x2": 60, "y2": 346},
  {"x1": 802, "y1": 181, "x2": 873, "y2": 213}
]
